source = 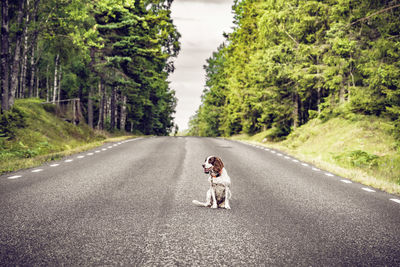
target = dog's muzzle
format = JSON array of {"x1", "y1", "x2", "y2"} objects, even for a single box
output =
[{"x1": 202, "y1": 164, "x2": 212, "y2": 174}]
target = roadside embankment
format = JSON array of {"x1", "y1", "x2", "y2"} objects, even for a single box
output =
[
  {"x1": 0, "y1": 99, "x2": 137, "y2": 175},
  {"x1": 231, "y1": 115, "x2": 400, "y2": 195}
]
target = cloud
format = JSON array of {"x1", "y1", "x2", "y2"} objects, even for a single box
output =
[
  {"x1": 172, "y1": 16, "x2": 199, "y2": 21},
  {"x1": 169, "y1": 0, "x2": 233, "y2": 130}
]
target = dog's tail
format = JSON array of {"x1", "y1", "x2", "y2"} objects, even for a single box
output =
[{"x1": 192, "y1": 200, "x2": 210, "y2": 207}]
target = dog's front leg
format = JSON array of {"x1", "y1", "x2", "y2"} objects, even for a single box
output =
[
  {"x1": 224, "y1": 188, "x2": 231, "y2": 209},
  {"x1": 204, "y1": 188, "x2": 212, "y2": 207},
  {"x1": 210, "y1": 185, "x2": 218, "y2": 209}
]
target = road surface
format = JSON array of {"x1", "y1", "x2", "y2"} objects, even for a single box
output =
[{"x1": 1, "y1": 137, "x2": 400, "y2": 266}]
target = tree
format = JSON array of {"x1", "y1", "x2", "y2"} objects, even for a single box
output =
[
  {"x1": 1, "y1": 0, "x2": 181, "y2": 136},
  {"x1": 189, "y1": 0, "x2": 400, "y2": 140},
  {"x1": 1, "y1": 0, "x2": 10, "y2": 113}
]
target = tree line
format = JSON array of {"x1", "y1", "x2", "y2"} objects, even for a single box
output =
[
  {"x1": 189, "y1": 0, "x2": 400, "y2": 139},
  {"x1": 1, "y1": 0, "x2": 180, "y2": 135}
]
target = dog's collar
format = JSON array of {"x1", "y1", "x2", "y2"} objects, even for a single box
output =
[{"x1": 211, "y1": 169, "x2": 222, "y2": 178}]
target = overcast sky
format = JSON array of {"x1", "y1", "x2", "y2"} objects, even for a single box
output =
[{"x1": 169, "y1": 0, "x2": 234, "y2": 131}]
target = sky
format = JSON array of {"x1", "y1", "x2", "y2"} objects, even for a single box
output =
[{"x1": 169, "y1": 0, "x2": 234, "y2": 131}]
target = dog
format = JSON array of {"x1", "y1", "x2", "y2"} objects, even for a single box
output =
[{"x1": 192, "y1": 156, "x2": 232, "y2": 209}]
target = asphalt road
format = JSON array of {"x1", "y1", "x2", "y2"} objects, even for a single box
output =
[{"x1": 1, "y1": 136, "x2": 400, "y2": 266}]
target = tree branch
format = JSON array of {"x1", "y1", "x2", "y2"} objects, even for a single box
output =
[{"x1": 347, "y1": 4, "x2": 400, "y2": 27}]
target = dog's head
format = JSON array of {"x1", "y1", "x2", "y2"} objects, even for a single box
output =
[{"x1": 202, "y1": 156, "x2": 224, "y2": 177}]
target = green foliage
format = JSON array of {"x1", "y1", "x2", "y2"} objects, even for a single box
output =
[
  {"x1": 2, "y1": 0, "x2": 180, "y2": 136},
  {"x1": 0, "y1": 99, "x2": 107, "y2": 173},
  {"x1": 189, "y1": 0, "x2": 400, "y2": 142},
  {"x1": 0, "y1": 106, "x2": 26, "y2": 139},
  {"x1": 240, "y1": 114, "x2": 400, "y2": 193},
  {"x1": 93, "y1": 0, "x2": 180, "y2": 135},
  {"x1": 335, "y1": 150, "x2": 379, "y2": 168},
  {"x1": 263, "y1": 127, "x2": 287, "y2": 142},
  {"x1": 42, "y1": 103, "x2": 56, "y2": 114}
]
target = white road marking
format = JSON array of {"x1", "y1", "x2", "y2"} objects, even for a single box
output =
[
  {"x1": 362, "y1": 188, "x2": 376, "y2": 193},
  {"x1": 292, "y1": 159, "x2": 299, "y2": 163},
  {"x1": 284, "y1": 156, "x2": 290, "y2": 159},
  {"x1": 118, "y1": 142, "x2": 122, "y2": 144},
  {"x1": 271, "y1": 151, "x2": 276, "y2": 154},
  {"x1": 341, "y1": 179, "x2": 352, "y2": 184},
  {"x1": 390, "y1": 199, "x2": 400, "y2": 204},
  {"x1": 312, "y1": 167, "x2": 320, "y2": 171},
  {"x1": 8, "y1": 175, "x2": 22, "y2": 179},
  {"x1": 32, "y1": 169, "x2": 43, "y2": 173},
  {"x1": 325, "y1": 173, "x2": 334, "y2": 177},
  {"x1": 95, "y1": 151, "x2": 100, "y2": 153},
  {"x1": 113, "y1": 144, "x2": 118, "y2": 147},
  {"x1": 65, "y1": 159, "x2": 73, "y2": 163},
  {"x1": 265, "y1": 148, "x2": 270, "y2": 151},
  {"x1": 301, "y1": 163, "x2": 309, "y2": 167},
  {"x1": 108, "y1": 146, "x2": 113, "y2": 149},
  {"x1": 50, "y1": 164, "x2": 59, "y2": 167},
  {"x1": 102, "y1": 148, "x2": 107, "y2": 151},
  {"x1": 77, "y1": 156, "x2": 84, "y2": 159},
  {"x1": 277, "y1": 153, "x2": 283, "y2": 157},
  {"x1": 87, "y1": 153, "x2": 94, "y2": 156}
]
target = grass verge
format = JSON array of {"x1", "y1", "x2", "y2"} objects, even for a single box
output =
[
  {"x1": 0, "y1": 98, "x2": 139, "y2": 175},
  {"x1": 230, "y1": 115, "x2": 400, "y2": 195},
  {"x1": 0, "y1": 134, "x2": 138, "y2": 175}
]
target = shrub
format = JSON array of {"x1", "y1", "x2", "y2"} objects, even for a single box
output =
[
  {"x1": 42, "y1": 103, "x2": 56, "y2": 114},
  {"x1": 264, "y1": 126, "x2": 287, "y2": 142},
  {"x1": 0, "y1": 107, "x2": 26, "y2": 139},
  {"x1": 335, "y1": 150, "x2": 379, "y2": 168}
]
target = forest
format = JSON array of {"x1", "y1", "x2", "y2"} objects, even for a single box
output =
[
  {"x1": 1, "y1": 0, "x2": 180, "y2": 136},
  {"x1": 189, "y1": 0, "x2": 400, "y2": 140}
]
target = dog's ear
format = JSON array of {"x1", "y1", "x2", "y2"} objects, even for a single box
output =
[{"x1": 213, "y1": 157, "x2": 224, "y2": 174}]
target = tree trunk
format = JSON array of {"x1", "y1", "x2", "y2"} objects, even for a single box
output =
[
  {"x1": 1, "y1": 0, "x2": 10, "y2": 112},
  {"x1": 29, "y1": 1, "x2": 39, "y2": 97},
  {"x1": 72, "y1": 99, "x2": 76, "y2": 125},
  {"x1": 97, "y1": 80, "x2": 105, "y2": 130},
  {"x1": 115, "y1": 91, "x2": 119, "y2": 129},
  {"x1": 349, "y1": 71, "x2": 355, "y2": 103},
  {"x1": 88, "y1": 87, "x2": 93, "y2": 128},
  {"x1": 110, "y1": 87, "x2": 116, "y2": 130},
  {"x1": 87, "y1": 48, "x2": 96, "y2": 129},
  {"x1": 52, "y1": 53, "x2": 59, "y2": 104},
  {"x1": 57, "y1": 65, "x2": 62, "y2": 102},
  {"x1": 316, "y1": 58, "x2": 321, "y2": 114},
  {"x1": 35, "y1": 74, "x2": 39, "y2": 98},
  {"x1": 46, "y1": 64, "x2": 49, "y2": 102},
  {"x1": 20, "y1": 0, "x2": 31, "y2": 98},
  {"x1": 9, "y1": 0, "x2": 25, "y2": 108},
  {"x1": 105, "y1": 92, "x2": 110, "y2": 126},
  {"x1": 339, "y1": 82, "x2": 345, "y2": 103},
  {"x1": 292, "y1": 92, "x2": 299, "y2": 130},
  {"x1": 120, "y1": 95, "x2": 127, "y2": 131},
  {"x1": 30, "y1": 43, "x2": 37, "y2": 97}
]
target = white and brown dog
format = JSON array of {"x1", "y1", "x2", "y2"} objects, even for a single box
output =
[{"x1": 192, "y1": 156, "x2": 232, "y2": 209}]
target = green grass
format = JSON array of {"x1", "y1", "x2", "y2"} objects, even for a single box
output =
[
  {"x1": 0, "y1": 98, "x2": 137, "y2": 174},
  {"x1": 231, "y1": 114, "x2": 400, "y2": 195}
]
